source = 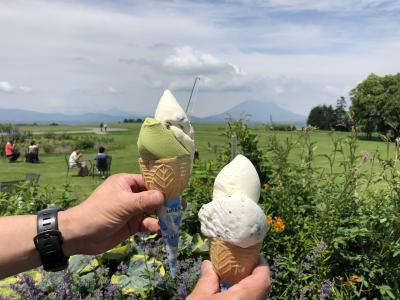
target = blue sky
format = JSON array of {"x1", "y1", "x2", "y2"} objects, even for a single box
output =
[{"x1": 0, "y1": 0, "x2": 399, "y2": 117}]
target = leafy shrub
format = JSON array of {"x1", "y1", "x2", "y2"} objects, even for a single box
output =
[
  {"x1": 0, "y1": 123, "x2": 13, "y2": 133},
  {"x1": 42, "y1": 141, "x2": 56, "y2": 154},
  {"x1": 43, "y1": 132, "x2": 56, "y2": 140},
  {"x1": 58, "y1": 132, "x2": 71, "y2": 140},
  {"x1": 72, "y1": 135, "x2": 115, "y2": 151},
  {"x1": 0, "y1": 182, "x2": 77, "y2": 216},
  {"x1": 74, "y1": 137, "x2": 95, "y2": 150},
  {"x1": 267, "y1": 123, "x2": 297, "y2": 131}
]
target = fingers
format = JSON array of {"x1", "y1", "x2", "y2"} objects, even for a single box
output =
[
  {"x1": 187, "y1": 260, "x2": 220, "y2": 299},
  {"x1": 229, "y1": 256, "x2": 271, "y2": 299},
  {"x1": 139, "y1": 217, "x2": 160, "y2": 232},
  {"x1": 118, "y1": 173, "x2": 148, "y2": 192},
  {"x1": 124, "y1": 189, "x2": 165, "y2": 215}
]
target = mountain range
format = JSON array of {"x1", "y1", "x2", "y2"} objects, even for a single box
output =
[
  {"x1": 0, "y1": 101, "x2": 306, "y2": 125},
  {"x1": 191, "y1": 100, "x2": 306, "y2": 124}
]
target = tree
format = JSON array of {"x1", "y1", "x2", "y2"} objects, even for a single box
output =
[
  {"x1": 307, "y1": 105, "x2": 336, "y2": 130},
  {"x1": 350, "y1": 73, "x2": 400, "y2": 138}
]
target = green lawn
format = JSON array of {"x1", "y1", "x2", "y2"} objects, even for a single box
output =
[
  {"x1": 0, "y1": 123, "x2": 227, "y2": 200},
  {"x1": 1, "y1": 123, "x2": 397, "y2": 200}
]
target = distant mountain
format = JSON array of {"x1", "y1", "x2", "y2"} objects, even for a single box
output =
[
  {"x1": 192, "y1": 100, "x2": 306, "y2": 124},
  {"x1": 0, "y1": 101, "x2": 306, "y2": 125},
  {"x1": 0, "y1": 108, "x2": 140, "y2": 124}
]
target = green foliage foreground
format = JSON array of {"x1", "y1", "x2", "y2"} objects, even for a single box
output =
[{"x1": 1, "y1": 120, "x2": 400, "y2": 299}]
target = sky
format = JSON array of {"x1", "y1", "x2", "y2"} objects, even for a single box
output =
[{"x1": 0, "y1": 0, "x2": 399, "y2": 117}]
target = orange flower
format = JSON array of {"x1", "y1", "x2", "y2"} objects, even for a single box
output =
[
  {"x1": 267, "y1": 215, "x2": 273, "y2": 225},
  {"x1": 347, "y1": 275, "x2": 362, "y2": 286},
  {"x1": 273, "y1": 217, "x2": 286, "y2": 232}
]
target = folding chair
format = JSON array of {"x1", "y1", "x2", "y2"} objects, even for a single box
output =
[
  {"x1": 0, "y1": 180, "x2": 23, "y2": 193},
  {"x1": 94, "y1": 156, "x2": 112, "y2": 179},
  {"x1": 24, "y1": 173, "x2": 40, "y2": 183}
]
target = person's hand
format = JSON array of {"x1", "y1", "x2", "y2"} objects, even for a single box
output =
[
  {"x1": 59, "y1": 173, "x2": 164, "y2": 256},
  {"x1": 187, "y1": 258, "x2": 270, "y2": 300}
]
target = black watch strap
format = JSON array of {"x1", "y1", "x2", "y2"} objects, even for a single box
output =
[{"x1": 33, "y1": 207, "x2": 69, "y2": 271}]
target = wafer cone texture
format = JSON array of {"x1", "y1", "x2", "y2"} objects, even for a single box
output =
[
  {"x1": 210, "y1": 237, "x2": 261, "y2": 285},
  {"x1": 139, "y1": 156, "x2": 191, "y2": 198}
]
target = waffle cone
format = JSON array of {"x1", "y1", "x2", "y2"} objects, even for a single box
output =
[
  {"x1": 139, "y1": 156, "x2": 191, "y2": 198},
  {"x1": 210, "y1": 237, "x2": 261, "y2": 285}
]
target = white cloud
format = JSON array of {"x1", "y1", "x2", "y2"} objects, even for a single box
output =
[
  {"x1": 251, "y1": 0, "x2": 400, "y2": 13},
  {"x1": 163, "y1": 46, "x2": 233, "y2": 73},
  {"x1": 19, "y1": 86, "x2": 33, "y2": 92},
  {"x1": 323, "y1": 85, "x2": 342, "y2": 95},
  {"x1": 274, "y1": 86, "x2": 285, "y2": 94},
  {"x1": 0, "y1": 81, "x2": 13, "y2": 92},
  {"x1": 107, "y1": 87, "x2": 118, "y2": 94}
]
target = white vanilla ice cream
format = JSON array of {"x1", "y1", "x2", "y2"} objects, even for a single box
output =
[
  {"x1": 155, "y1": 90, "x2": 195, "y2": 159},
  {"x1": 198, "y1": 155, "x2": 268, "y2": 248}
]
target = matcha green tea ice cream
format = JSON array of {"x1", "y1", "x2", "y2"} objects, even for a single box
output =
[{"x1": 137, "y1": 90, "x2": 194, "y2": 277}]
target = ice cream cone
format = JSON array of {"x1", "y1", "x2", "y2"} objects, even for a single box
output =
[
  {"x1": 139, "y1": 155, "x2": 191, "y2": 277},
  {"x1": 209, "y1": 237, "x2": 261, "y2": 285},
  {"x1": 139, "y1": 156, "x2": 191, "y2": 198}
]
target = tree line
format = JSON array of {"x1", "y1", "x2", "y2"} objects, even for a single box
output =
[
  {"x1": 307, "y1": 73, "x2": 400, "y2": 138},
  {"x1": 307, "y1": 96, "x2": 350, "y2": 131}
]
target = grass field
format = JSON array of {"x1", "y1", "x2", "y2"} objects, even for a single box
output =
[
  {"x1": 1, "y1": 123, "x2": 397, "y2": 200},
  {"x1": 0, "y1": 123, "x2": 227, "y2": 200}
]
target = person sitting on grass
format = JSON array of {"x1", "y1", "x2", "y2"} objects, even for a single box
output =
[
  {"x1": 5, "y1": 140, "x2": 20, "y2": 162},
  {"x1": 26, "y1": 141, "x2": 39, "y2": 163},
  {"x1": 68, "y1": 147, "x2": 89, "y2": 176},
  {"x1": 94, "y1": 146, "x2": 112, "y2": 178}
]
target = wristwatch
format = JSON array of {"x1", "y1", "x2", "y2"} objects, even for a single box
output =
[{"x1": 33, "y1": 207, "x2": 69, "y2": 271}]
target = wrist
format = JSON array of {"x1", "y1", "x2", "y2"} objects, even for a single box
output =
[
  {"x1": 58, "y1": 210, "x2": 80, "y2": 257},
  {"x1": 34, "y1": 208, "x2": 70, "y2": 271}
]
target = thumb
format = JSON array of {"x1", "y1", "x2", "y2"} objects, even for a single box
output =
[
  {"x1": 188, "y1": 260, "x2": 220, "y2": 298},
  {"x1": 125, "y1": 190, "x2": 164, "y2": 215}
]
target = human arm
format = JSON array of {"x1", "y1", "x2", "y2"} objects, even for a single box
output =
[
  {"x1": 187, "y1": 258, "x2": 271, "y2": 300},
  {"x1": 0, "y1": 173, "x2": 164, "y2": 279}
]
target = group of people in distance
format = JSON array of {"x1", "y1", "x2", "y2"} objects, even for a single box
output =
[
  {"x1": 4, "y1": 140, "x2": 39, "y2": 163},
  {"x1": 4, "y1": 140, "x2": 111, "y2": 179},
  {"x1": 68, "y1": 146, "x2": 112, "y2": 178},
  {"x1": 99, "y1": 122, "x2": 108, "y2": 132}
]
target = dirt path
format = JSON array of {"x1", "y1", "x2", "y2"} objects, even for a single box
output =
[{"x1": 27, "y1": 128, "x2": 129, "y2": 135}]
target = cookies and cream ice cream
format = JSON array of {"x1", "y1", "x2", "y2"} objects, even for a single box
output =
[
  {"x1": 198, "y1": 154, "x2": 268, "y2": 284},
  {"x1": 199, "y1": 155, "x2": 267, "y2": 248},
  {"x1": 198, "y1": 194, "x2": 266, "y2": 248}
]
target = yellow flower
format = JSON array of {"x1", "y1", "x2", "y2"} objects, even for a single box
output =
[
  {"x1": 267, "y1": 215, "x2": 273, "y2": 225},
  {"x1": 273, "y1": 217, "x2": 286, "y2": 232}
]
